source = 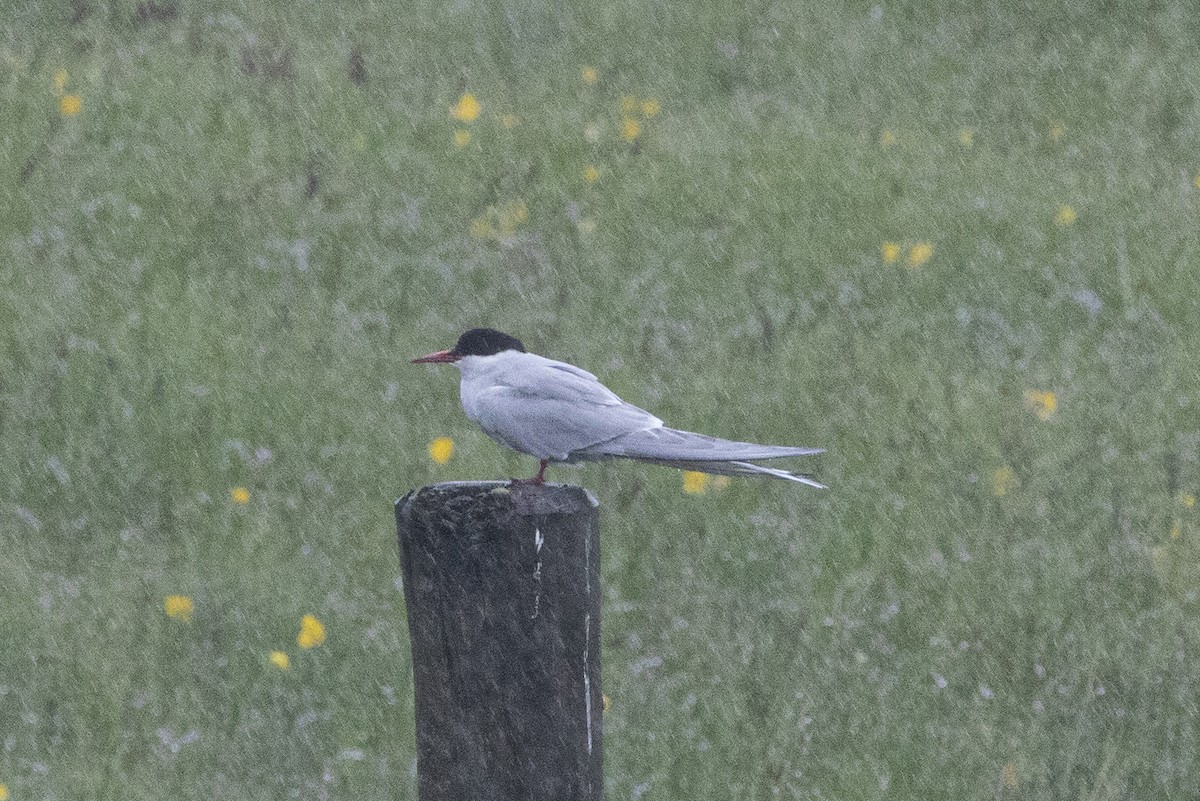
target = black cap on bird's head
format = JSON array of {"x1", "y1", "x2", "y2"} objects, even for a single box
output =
[
  {"x1": 453, "y1": 328, "x2": 527, "y2": 357},
  {"x1": 412, "y1": 328, "x2": 527, "y2": 363}
]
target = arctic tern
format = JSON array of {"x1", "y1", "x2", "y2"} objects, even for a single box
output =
[{"x1": 413, "y1": 328, "x2": 825, "y2": 488}]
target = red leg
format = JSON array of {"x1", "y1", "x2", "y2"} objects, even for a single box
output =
[{"x1": 511, "y1": 459, "x2": 548, "y2": 486}]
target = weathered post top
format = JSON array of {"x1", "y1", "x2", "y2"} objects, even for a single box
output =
[{"x1": 395, "y1": 481, "x2": 602, "y2": 801}]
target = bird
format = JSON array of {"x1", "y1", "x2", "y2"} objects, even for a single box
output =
[{"x1": 413, "y1": 328, "x2": 825, "y2": 488}]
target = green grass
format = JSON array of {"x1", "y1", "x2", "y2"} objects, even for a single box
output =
[{"x1": 3, "y1": 1, "x2": 1200, "y2": 798}]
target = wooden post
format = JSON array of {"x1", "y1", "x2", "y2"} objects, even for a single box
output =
[{"x1": 395, "y1": 481, "x2": 603, "y2": 801}]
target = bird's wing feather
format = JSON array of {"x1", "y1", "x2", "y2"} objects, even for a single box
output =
[
  {"x1": 570, "y1": 427, "x2": 826, "y2": 487},
  {"x1": 614, "y1": 457, "x2": 827, "y2": 489},
  {"x1": 467, "y1": 354, "x2": 662, "y2": 460},
  {"x1": 494, "y1": 354, "x2": 625, "y2": 405},
  {"x1": 572, "y1": 426, "x2": 824, "y2": 462}
]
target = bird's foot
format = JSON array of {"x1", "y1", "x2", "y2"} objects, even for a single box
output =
[
  {"x1": 509, "y1": 476, "x2": 545, "y2": 486},
  {"x1": 510, "y1": 459, "x2": 549, "y2": 486}
]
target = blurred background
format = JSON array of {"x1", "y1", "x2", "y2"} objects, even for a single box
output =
[{"x1": 3, "y1": 1, "x2": 1200, "y2": 798}]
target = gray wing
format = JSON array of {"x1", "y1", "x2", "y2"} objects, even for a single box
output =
[
  {"x1": 572, "y1": 427, "x2": 823, "y2": 461},
  {"x1": 469, "y1": 355, "x2": 663, "y2": 460},
  {"x1": 571, "y1": 427, "x2": 826, "y2": 488}
]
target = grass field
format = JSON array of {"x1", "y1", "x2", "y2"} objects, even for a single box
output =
[{"x1": 4, "y1": 1, "x2": 1200, "y2": 798}]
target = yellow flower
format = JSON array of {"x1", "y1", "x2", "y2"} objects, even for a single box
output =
[
  {"x1": 453, "y1": 129, "x2": 471, "y2": 148},
  {"x1": 958, "y1": 127, "x2": 974, "y2": 148},
  {"x1": 0, "y1": 782, "x2": 8, "y2": 801},
  {"x1": 470, "y1": 200, "x2": 528, "y2": 239},
  {"x1": 1023, "y1": 390, "x2": 1057, "y2": 421},
  {"x1": 1194, "y1": 173, "x2": 1200, "y2": 191},
  {"x1": 620, "y1": 117, "x2": 641, "y2": 142},
  {"x1": 581, "y1": 66, "x2": 598, "y2": 85},
  {"x1": 906, "y1": 242, "x2": 934, "y2": 269},
  {"x1": 582, "y1": 164, "x2": 600, "y2": 184},
  {"x1": 879, "y1": 129, "x2": 896, "y2": 148},
  {"x1": 450, "y1": 93, "x2": 480, "y2": 123},
  {"x1": 164, "y1": 595, "x2": 194, "y2": 622},
  {"x1": 1049, "y1": 123, "x2": 1065, "y2": 141},
  {"x1": 509, "y1": 200, "x2": 528, "y2": 224},
  {"x1": 53, "y1": 67, "x2": 69, "y2": 95},
  {"x1": 428, "y1": 437, "x2": 455, "y2": 464},
  {"x1": 1055, "y1": 205, "x2": 1077, "y2": 227},
  {"x1": 602, "y1": 694, "x2": 611, "y2": 714},
  {"x1": 297, "y1": 614, "x2": 326, "y2": 649},
  {"x1": 60, "y1": 94, "x2": 82, "y2": 116},
  {"x1": 683, "y1": 471, "x2": 710, "y2": 494},
  {"x1": 992, "y1": 465, "x2": 1018, "y2": 497},
  {"x1": 881, "y1": 241, "x2": 901, "y2": 263},
  {"x1": 619, "y1": 95, "x2": 638, "y2": 115},
  {"x1": 640, "y1": 98, "x2": 661, "y2": 118},
  {"x1": 1000, "y1": 762, "x2": 1018, "y2": 788},
  {"x1": 1171, "y1": 517, "x2": 1183, "y2": 540},
  {"x1": 469, "y1": 216, "x2": 494, "y2": 239},
  {"x1": 500, "y1": 113, "x2": 519, "y2": 129},
  {"x1": 269, "y1": 650, "x2": 290, "y2": 670},
  {"x1": 231, "y1": 486, "x2": 250, "y2": 504},
  {"x1": 1179, "y1": 492, "x2": 1196, "y2": 509}
]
